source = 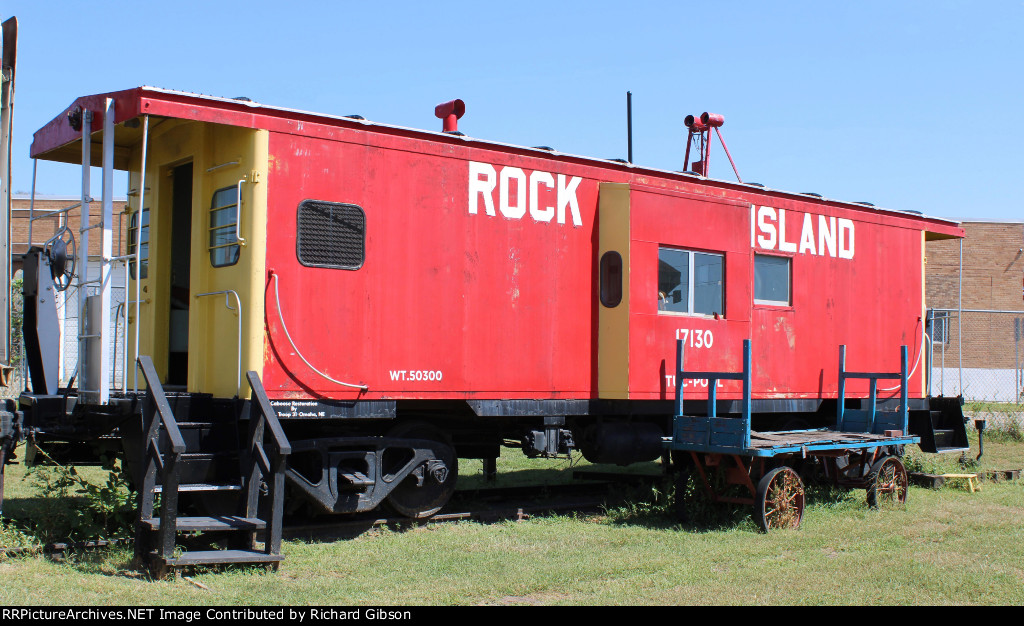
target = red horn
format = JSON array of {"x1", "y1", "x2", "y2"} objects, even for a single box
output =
[{"x1": 700, "y1": 112, "x2": 724, "y2": 128}]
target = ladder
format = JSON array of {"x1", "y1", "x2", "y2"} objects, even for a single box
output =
[{"x1": 134, "y1": 356, "x2": 290, "y2": 578}]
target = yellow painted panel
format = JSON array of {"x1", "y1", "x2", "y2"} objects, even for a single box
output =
[
  {"x1": 124, "y1": 121, "x2": 268, "y2": 398},
  {"x1": 598, "y1": 183, "x2": 631, "y2": 399},
  {"x1": 189, "y1": 126, "x2": 269, "y2": 398}
]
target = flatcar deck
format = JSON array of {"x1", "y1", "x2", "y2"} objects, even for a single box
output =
[
  {"x1": 665, "y1": 427, "x2": 918, "y2": 457},
  {"x1": 746, "y1": 428, "x2": 915, "y2": 455}
]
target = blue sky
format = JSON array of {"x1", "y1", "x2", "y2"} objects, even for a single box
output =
[{"x1": 4, "y1": 0, "x2": 1022, "y2": 221}]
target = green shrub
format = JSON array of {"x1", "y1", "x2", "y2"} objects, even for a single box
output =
[{"x1": 24, "y1": 456, "x2": 136, "y2": 544}]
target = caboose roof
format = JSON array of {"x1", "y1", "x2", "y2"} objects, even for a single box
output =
[{"x1": 30, "y1": 86, "x2": 962, "y2": 240}]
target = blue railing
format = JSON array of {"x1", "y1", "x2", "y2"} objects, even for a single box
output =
[
  {"x1": 673, "y1": 338, "x2": 752, "y2": 450},
  {"x1": 837, "y1": 344, "x2": 909, "y2": 435}
]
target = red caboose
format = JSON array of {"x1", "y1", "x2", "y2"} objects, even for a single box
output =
[{"x1": 15, "y1": 88, "x2": 965, "y2": 539}]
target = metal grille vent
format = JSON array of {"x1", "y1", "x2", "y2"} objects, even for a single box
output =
[{"x1": 296, "y1": 201, "x2": 365, "y2": 270}]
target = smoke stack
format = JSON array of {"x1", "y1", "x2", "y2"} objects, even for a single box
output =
[{"x1": 434, "y1": 99, "x2": 466, "y2": 133}]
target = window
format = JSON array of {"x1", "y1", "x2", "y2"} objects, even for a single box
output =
[
  {"x1": 600, "y1": 251, "x2": 623, "y2": 307},
  {"x1": 209, "y1": 186, "x2": 241, "y2": 267},
  {"x1": 128, "y1": 207, "x2": 149, "y2": 279},
  {"x1": 296, "y1": 200, "x2": 365, "y2": 270},
  {"x1": 928, "y1": 310, "x2": 950, "y2": 344},
  {"x1": 658, "y1": 247, "x2": 724, "y2": 316},
  {"x1": 754, "y1": 254, "x2": 791, "y2": 305}
]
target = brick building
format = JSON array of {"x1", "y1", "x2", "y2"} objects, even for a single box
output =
[
  {"x1": 11, "y1": 193, "x2": 129, "y2": 271},
  {"x1": 926, "y1": 220, "x2": 1024, "y2": 400}
]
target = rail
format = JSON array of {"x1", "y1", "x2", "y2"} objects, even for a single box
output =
[
  {"x1": 244, "y1": 371, "x2": 291, "y2": 557},
  {"x1": 235, "y1": 178, "x2": 247, "y2": 246},
  {"x1": 837, "y1": 344, "x2": 908, "y2": 435},
  {"x1": 195, "y1": 290, "x2": 242, "y2": 394},
  {"x1": 674, "y1": 338, "x2": 752, "y2": 449},
  {"x1": 136, "y1": 355, "x2": 186, "y2": 563}
]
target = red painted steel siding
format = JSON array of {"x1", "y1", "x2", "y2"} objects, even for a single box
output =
[
  {"x1": 263, "y1": 132, "x2": 610, "y2": 400},
  {"x1": 261, "y1": 125, "x2": 927, "y2": 403}
]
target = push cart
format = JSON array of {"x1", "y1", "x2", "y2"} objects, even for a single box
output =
[{"x1": 665, "y1": 340, "x2": 917, "y2": 532}]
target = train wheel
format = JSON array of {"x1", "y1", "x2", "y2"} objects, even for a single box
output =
[
  {"x1": 866, "y1": 456, "x2": 908, "y2": 509},
  {"x1": 382, "y1": 422, "x2": 458, "y2": 519},
  {"x1": 755, "y1": 466, "x2": 805, "y2": 532}
]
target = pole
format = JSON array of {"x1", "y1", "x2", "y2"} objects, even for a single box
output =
[
  {"x1": 626, "y1": 91, "x2": 633, "y2": 164},
  {"x1": 134, "y1": 115, "x2": 149, "y2": 392},
  {"x1": 958, "y1": 239, "x2": 963, "y2": 396}
]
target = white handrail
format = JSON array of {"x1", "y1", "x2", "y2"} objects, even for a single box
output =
[{"x1": 195, "y1": 289, "x2": 243, "y2": 395}]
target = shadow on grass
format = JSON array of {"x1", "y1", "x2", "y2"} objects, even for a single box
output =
[{"x1": 605, "y1": 473, "x2": 865, "y2": 533}]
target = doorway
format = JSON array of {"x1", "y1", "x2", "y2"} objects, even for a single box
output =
[{"x1": 166, "y1": 162, "x2": 193, "y2": 386}]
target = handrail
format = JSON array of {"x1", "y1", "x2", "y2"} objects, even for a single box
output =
[
  {"x1": 246, "y1": 371, "x2": 292, "y2": 455},
  {"x1": 136, "y1": 354, "x2": 185, "y2": 564},
  {"x1": 137, "y1": 355, "x2": 186, "y2": 453},
  {"x1": 235, "y1": 178, "x2": 247, "y2": 246},
  {"x1": 837, "y1": 345, "x2": 909, "y2": 435},
  {"x1": 244, "y1": 370, "x2": 291, "y2": 556},
  {"x1": 29, "y1": 204, "x2": 77, "y2": 222},
  {"x1": 195, "y1": 290, "x2": 242, "y2": 394}
]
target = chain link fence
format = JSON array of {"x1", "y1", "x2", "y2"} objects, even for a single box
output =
[
  {"x1": 929, "y1": 308, "x2": 1024, "y2": 404},
  {"x1": 58, "y1": 282, "x2": 128, "y2": 390}
]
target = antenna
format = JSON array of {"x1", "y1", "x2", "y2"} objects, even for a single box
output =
[{"x1": 626, "y1": 91, "x2": 633, "y2": 164}]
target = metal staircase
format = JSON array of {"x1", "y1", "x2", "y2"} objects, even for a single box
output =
[
  {"x1": 909, "y1": 397, "x2": 970, "y2": 453},
  {"x1": 134, "y1": 356, "x2": 290, "y2": 578}
]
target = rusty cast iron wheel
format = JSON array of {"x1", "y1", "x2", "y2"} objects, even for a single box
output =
[
  {"x1": 382, "y1": 421, "x2": 458, "y2": 519},
  {"x1": 866, "y1": 456, "x2": 908, "y2": 509},
  {"x1": 755, "y1": 466, "x2": 805, "y2": 532}
]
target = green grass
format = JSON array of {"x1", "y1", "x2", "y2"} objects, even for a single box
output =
[
  {"x1": 1, "y1": 439, "x2": 1022, "y2": 605},
  {"x1": 964, "y1": 401, "x2": 1024, "y2": 413}
]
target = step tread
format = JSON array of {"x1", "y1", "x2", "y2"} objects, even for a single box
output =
[
  {"x1": 151, "y1": 549, "x2": 284, "y2": 566},
  {"x1": 935, "y1": 446, "x2": 970, "y2": 454},
  {"x1": 180, "y1": 452, "x2": 239, "y2": 459},
  {"x1": 154, "y1": 483, "x2": 242, "y2": 493},
  {"x1": 141, "y1": 515, "x2": 266, "y2": 531}
]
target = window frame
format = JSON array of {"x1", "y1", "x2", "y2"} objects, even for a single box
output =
[
  {"x1": 208, "y1": 185, "x2": 241, "y2": 268},
  {"x1": 657, "y1": 246, "x2": 725, "y2": 318},
  {"x1": 128, "y1": 206, "x2": 149, "y2": 279},
  {"x1": 600, "y1": 251, "x2": 623, "y2": 308},
  {"x1": 753, "y1": 253, "x2": 792, "y2": 307},
  {"x1": 929, "y1": 310, "x2": 950, "y2": 345}
]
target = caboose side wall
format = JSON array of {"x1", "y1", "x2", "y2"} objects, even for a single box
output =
[
  {"x1": 262, "y1": 131, "x2": 605, "y2": 400},
  {"x1": 258, "y1": 123, "x2": 929, "y2": 404},
  {"x1": 622, "y1": 185, "x2": 927, "y2": 400}
]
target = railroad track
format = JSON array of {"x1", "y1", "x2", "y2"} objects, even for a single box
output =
[{"x1": 283, "y1": 472, "x2": 667, "y2": 541}]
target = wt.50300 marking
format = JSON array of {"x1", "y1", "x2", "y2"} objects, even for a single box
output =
[{"x1": 389, "y1": 370, "x2": 443, "y2": 382}]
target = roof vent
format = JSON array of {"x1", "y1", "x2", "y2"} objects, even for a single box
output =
[{"x1": 435, "y1": 99, "x2": 465, "y2": 133}]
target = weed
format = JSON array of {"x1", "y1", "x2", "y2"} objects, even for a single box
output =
[
  {"x1": 0, "y1": 517, "x2": 39, "y2": 554},
  {"x1": 985, "y1": 418, "x2": 1024, "y2": 443},
  {"x1": 24, "y1": 454, "x2": 136, "y2": 544}
]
